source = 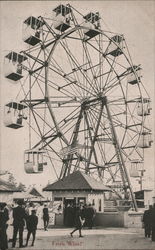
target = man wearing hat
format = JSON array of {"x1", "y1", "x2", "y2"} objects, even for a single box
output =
[
  {"x1": 0, "y1": 203, "x2": 9, "y2": 250},
  {"x1": 12, "y1": 200, "x2": 27, "y2": 248}
]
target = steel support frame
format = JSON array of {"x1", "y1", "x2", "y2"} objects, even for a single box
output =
[
  {"x1": 59, "y1": 108, "x2": 83, "y2": 179},
  {"x1": 105, "y1": 96, "x2": 138, "y2": 211},
  {"x1": 85, "y1": 98, "x2": 105, "y2": 173}
]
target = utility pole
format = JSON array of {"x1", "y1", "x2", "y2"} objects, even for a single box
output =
[{"x1": 138, "y1": 169, "x2": 145, "y2": 191}]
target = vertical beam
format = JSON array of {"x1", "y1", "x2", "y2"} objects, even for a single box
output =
[
  {"x1": 59, "y1": 108, "x2": 83, "y2": 179},
  {"x1": 105, "y1": 97, "x2": 138, "y2": 211},
  {"x1": 44, "y1": 40, "x2": 69, "y2": 146},
  {"x1": 29, "y1": 74, "x2": 32, "y2": 150},
  {"x1": 28, "y1": 74, "x2": 44, "y2": 150},
  {"x1": 84, "y1": 110, "x2": 102, "y2": 178},
  {"x1": 85, "y1": 100, "x2": 104, "y2": 173}
]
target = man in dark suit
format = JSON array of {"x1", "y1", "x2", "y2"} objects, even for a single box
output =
[
  {"x1": 43, "y1": 204, "x2": 49, "y2": 231},
  {"x1": 142, "y1": 205, "x2": 152, "y2": 238},
  {"x1": 12, "y1": 200, "x2": 26, "y2": 248},
  {"x1": 85, "y1": 203, "x2": 96, "y2": 229},
  {"x1": 0, "y1": 203, "x2": 9, "y2": 250},
  {"x1": 25, "y1": 210, "x2": 38, "y2": 247},
  {"x1": 151, "y1": 203, "x2": 155, "y2": 241}
]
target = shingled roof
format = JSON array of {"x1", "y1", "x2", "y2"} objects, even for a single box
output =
[
  {"x1": 0, "y1": 178, "x2": 21, "y2": 192},
  {"x1": 43, "y1": 171, "x2": 111, "y2": 192}
]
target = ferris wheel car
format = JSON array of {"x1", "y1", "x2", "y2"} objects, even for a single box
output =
[
  {"x1": 137, "y1": 98, "x2": 151, "y2": 116},
  {"x1": 130, "y1": 160, "x2": 144, "y2": 178},
  {"x1": 106, "y1": 35, "x2": 124, "y2": 57},
  {"x1": 137, "y1": 132, "x2": 153, "y2": 148},
  {"x1": 23, "y1": 16, "x2": 44, "y2": 46},
  {"x1": 130, "y1": 165, "x2": 140, "y2": 177},
  {"x1": 83, "y1": 12, "x2": 100, "y2": 38},
  {"x1": 4, "y1": 102, "x2": 27, "y2": 129},
  {"x1": 127, "y1": 65, "x2": 141, "y2": 85},
  {"x1": 53, "y1": 4, "x2": 71, "y2": 32},
  {"x1": 4, "y1": 52, "x2": 27, "y2": 81},
  {"x1": 24, "y1": 150, "x2": 47, "y2": 174}
]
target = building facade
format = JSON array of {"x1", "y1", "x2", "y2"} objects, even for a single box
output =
[{"x1": 43, "y1": 171, "x2": 112, "y2": 227}]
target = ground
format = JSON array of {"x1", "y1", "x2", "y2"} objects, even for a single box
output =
[{"x1": 7, "y1": 227, "x2": 155, "y2": 250}]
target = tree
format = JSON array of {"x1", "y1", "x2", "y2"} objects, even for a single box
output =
[
  {"x1": 8, "y1": 173, "x2": 17, "y2": 186},
  {"x1": 17, "y1": 182, "x2": 26, "y2": 191}
]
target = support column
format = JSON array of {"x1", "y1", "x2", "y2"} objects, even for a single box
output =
[{"x1": 105, "y1": 97, "x2": 138, "y2": 211}]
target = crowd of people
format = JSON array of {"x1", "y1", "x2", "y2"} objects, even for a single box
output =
[
  {"x1": 1, "y1": 199, "x2": 155, "y2": 250},
  {"x1": 64, "y1": 203, "x2": 96, "y2": 229},
  {"x1": 142, "y1": 203, "x2": 155, "y2": 241},
  {"x1": 64, "y1": 203, "x2": 96, "y2": 237},
  {"x1": 0, "y1": 200, "x2": 96, "y2": 249},
  {"x1": 0, "y1": 200, "x2": 50, "y2": 250}
]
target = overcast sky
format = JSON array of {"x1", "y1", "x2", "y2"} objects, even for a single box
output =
[{"x1": 0, "y1": 1, "x2": 154, "y2": 190}]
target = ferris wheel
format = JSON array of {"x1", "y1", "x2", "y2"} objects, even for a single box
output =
[{"x1": 3, "y1": 4, "x2": 152, "y2": 210}]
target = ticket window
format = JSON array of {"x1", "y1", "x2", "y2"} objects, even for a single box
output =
[
  {"x1": 77, "y1": 197, "x2": 86, "y2": 205},
  {"x1": 64, "y1": 198, "x2": 76, "y2": 208}
]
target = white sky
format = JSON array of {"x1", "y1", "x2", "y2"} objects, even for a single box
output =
[{"x1": 0, "y1": 1, "x2": 155, "y2": 190}]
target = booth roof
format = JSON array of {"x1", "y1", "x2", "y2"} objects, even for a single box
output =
[
  {"x1": 0, "y1": 178, "x2": 21, "y2": 192},
  {"x1": 43, "y1": 171, "x2": 111, "y2": 192}
]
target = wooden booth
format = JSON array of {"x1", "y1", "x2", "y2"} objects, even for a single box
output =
[{"x1": 43, "y1": 171, "x2": 111, "y2": 227}]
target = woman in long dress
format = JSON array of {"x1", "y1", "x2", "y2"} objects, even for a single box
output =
[{"x1": 36, "y1": 203, "x2": 43, "y2": 229}]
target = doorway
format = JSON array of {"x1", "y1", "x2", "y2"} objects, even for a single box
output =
[{"x1": 64, "y1": 198, "x2": 76, "y2": 227}]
